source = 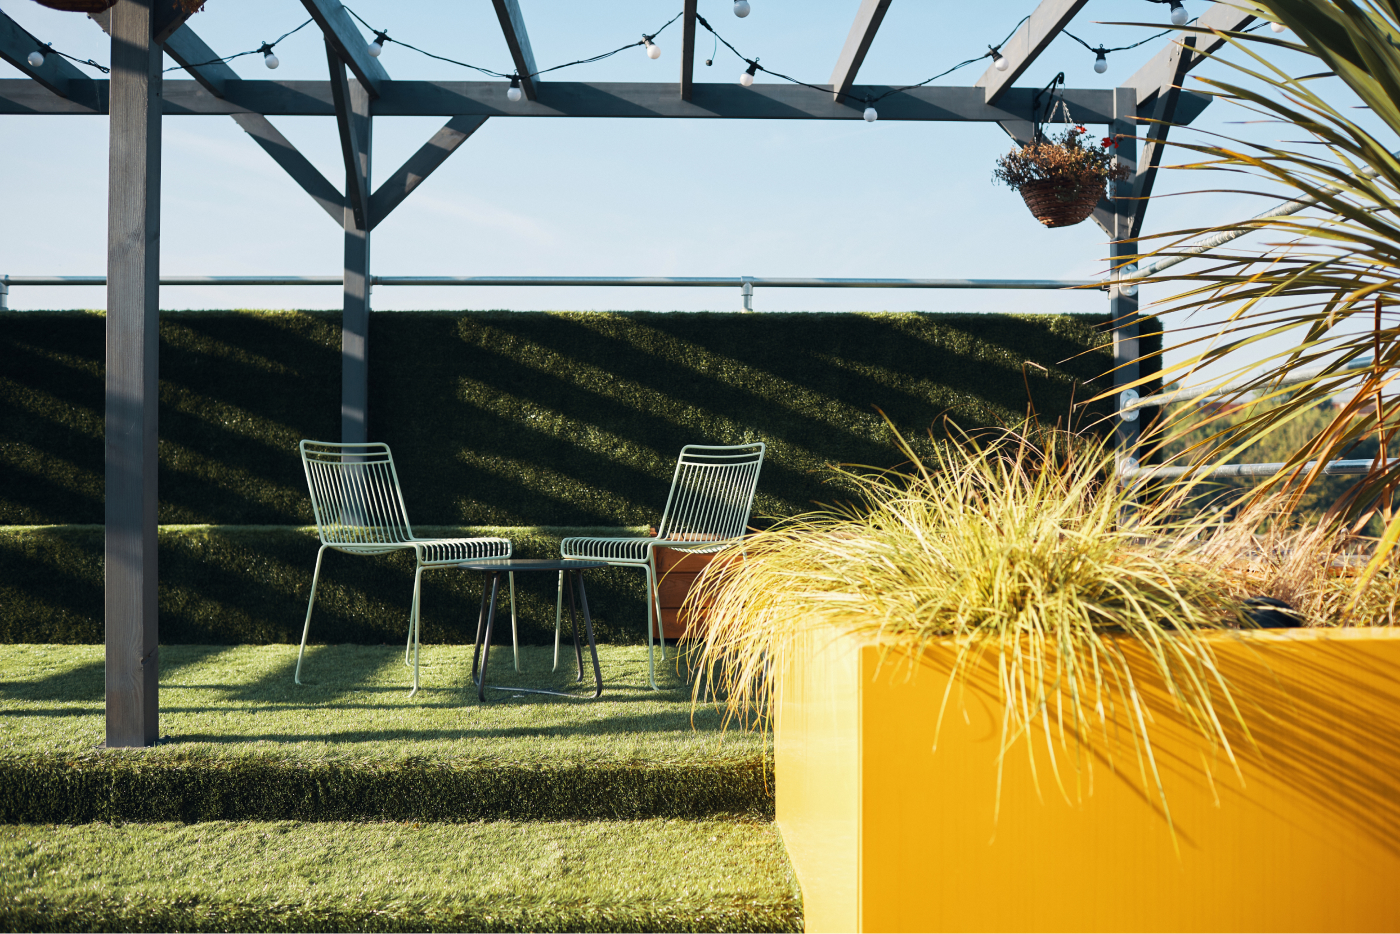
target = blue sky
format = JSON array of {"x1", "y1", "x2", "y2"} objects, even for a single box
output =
[{"x1": 0, "y1": 0, "x2": 1351, "y2": 375}]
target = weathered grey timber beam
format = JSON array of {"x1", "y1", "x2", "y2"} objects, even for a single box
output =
[
  {"x1": 369, "y1": 115, "x2": 488, "y2": 230},
  {"x1": 976, "y1": 0, "x2": 1089, "y2": 105},
  {"x1": 230, "y1": 113, "x2": 344, "y2": 222},
  {"x1": 105, "y1": 0, "x2": 162, "y2": 750},
  {"x1": 0, "y1": 80, "x2": 1214, "y2": 125},
  {"x1": 328, "y1": 44, "x2": 369, "y2": 230},
  {"x1": 161, "y1": 24, "x2": 238, "y2": 97},
  {"x1": 1109, "y1": 86, "x2": 1140, "y2": 453},
  {"x1": 829, "y1": 0, "x2": 892, "y2": 103},
  {"x1": 491, "y1": 0, "x2": 537, "y2": 101},
  {"x1": 300, "y1": 0, "x2": 387, "y2": 98},
  {"x1": 1126, "y1": 2, "x2": 1255, "y2": 106},
  {"x1": 680, "y1": 0, "x2": 697, "y2": 102},
  {"x1": 1129, "y1": 36, "x2": 1194, "y2": 240},
  {"x1": 0, "y1": 9, "x2": 94, "y2": 99},
  {"x1": 339, "y1": 79, "x2": 372, "y2": 444}
]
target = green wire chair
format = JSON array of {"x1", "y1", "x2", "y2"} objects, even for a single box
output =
[
  {"x1": 296, "y1": 440, "x2": 515, "y2": 696},
  {"x1": 559, "y1": 442, "x2": 765, "y2": 689}
]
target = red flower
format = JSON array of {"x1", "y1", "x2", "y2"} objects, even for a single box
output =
[
  {"x1": 1074, "y1": 124, "x2": 1086, "y2": 132},
  {"x1": 1101, "y1": 136, "x2": 1118, "y2": 148}
]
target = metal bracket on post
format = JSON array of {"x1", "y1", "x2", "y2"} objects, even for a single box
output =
[
  {"x1": 741, "y1": 276, "x2": 754, "y2": 313},
  {"x1": 0, "y1": 279, "x2": 8, "y2": 310}
]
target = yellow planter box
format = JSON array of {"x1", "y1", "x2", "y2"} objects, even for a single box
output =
[{"x1": 775, "y1": 627, "x2": 1400, "y2": 932}]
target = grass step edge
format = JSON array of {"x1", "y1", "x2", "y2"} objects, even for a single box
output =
[{"x1": 0, "y1": 757, "x2": 774, "y2": 823}]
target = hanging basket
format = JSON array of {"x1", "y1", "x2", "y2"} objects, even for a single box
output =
[
  {"x1": 30, "y1": 0, "x2": 117, "y2": 12},
  {"x1": 1018, "y1": 177, "x2": 1104, "y2": 229}
]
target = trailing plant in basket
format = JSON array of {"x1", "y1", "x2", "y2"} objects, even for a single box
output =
[{"x1": 995, "y1": 126, "x2": 1130, "y2": 227}]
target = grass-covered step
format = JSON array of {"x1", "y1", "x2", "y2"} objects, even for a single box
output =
[
  {"x1": 0, "y1": 818, "x2": 801, "y2": 933},
  {"x1": 0, "y1": 644, "x2": 769, "y2": 823}
]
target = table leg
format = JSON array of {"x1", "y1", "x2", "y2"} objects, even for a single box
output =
[
  {"x1": 565, "y1": 570, "x2": 585, "y2": 682},
  {"x1": 576, "y1": 571, "x2": 604, "y2": 699},
  {"x1": 477, "y1": 572, "x2": 501, "y2": 703},
  {"x1": 470, "y1": 572, "x2": 491, "y2": 683}
]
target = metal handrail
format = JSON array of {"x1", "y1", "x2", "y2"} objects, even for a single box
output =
[{"x1": 0, "y1": 274, "x2": 1104, "y2": 311}]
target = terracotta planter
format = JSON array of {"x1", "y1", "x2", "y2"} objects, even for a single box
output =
[
  {"x1": 776, "y1": 627, "x2": 1400, "y2": 932},
  {"x1": 653, "y1": 546, "x2": 721, "y2": 639},
  {"x1": 1018, "y1": 177, "x2": 1104, "y2": 228}
]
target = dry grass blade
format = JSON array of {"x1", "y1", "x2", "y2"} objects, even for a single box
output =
[{"x1": 682, "y1": 424, "x2": 1247, "y2": 843}]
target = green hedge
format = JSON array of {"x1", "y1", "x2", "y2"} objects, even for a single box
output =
[
  {"x1": 0, "y1": 755, "x2": 773, "y2": 824},
  {"x1": 1, "y1": 310, "x2": 1154, "y2": 527},
  {"x1": 0, "y1": 526, "x2": 653, "y2": 645}
]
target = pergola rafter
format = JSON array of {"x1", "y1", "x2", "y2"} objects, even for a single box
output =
[
  {"x1": 829, "y1": 0, "x2": 892, "y2": 104},
  {"x1": 2, "y1": 0, "x2": 1242, "y2": 748},
  {"x1": 491, "y1": 0, "x2": 538, "y2": 100}
]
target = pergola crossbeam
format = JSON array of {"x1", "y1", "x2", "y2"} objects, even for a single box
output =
[
  {"x1": 976, "y1": 0, "x2": 1089, "y2": 105},
  {"x1": 300, "y1": 0, "x2": 388, "y2": 98},
  {"x1": 369, "y1": 115, "x2": 489, "y2": 230},
  {"x1": 1, "y1": 80, "x2": 1215, "y2": 126},
  {"x1": 491, "y1": 0, "x2": 538, "y2": 101},
  {"x1": 829, "y1": 0, "x2": 892, "y2": 104},
  {"x1": 0, "y1": 9, "x2": 92, "y2": 99}
]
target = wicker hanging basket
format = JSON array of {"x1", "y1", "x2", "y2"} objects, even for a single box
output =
[
  {"x1": 1018, "y1": 177, "x2": 1104, "y2": 229},
  {"x1": 30, "y1": 0, "x2": 118, "y2": 12}
]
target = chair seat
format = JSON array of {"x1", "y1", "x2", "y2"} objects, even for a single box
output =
[
  {"x1": 331, "y1": 537, "x2": 511, "y2": 566},
  {"x1": 560, "y1": 536, "x2": 655, "y2": 563}
]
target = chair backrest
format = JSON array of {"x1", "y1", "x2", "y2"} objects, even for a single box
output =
[
  {"x1": 655, "y1": 443, "x2": 766, "y2": 546},
  {"x1": 299, "y1": 441, "x2": 414, "y2": 547}
]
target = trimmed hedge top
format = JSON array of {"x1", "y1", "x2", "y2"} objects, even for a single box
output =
[{"x1": 1, "y1": 310, "x2": 1151, "y2": 527}]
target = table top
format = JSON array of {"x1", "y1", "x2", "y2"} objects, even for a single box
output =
[{"x1": 456, "y1": 557, "x2": 608, "y2": 572}]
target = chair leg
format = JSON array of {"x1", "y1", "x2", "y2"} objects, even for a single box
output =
[
  {"x1": 649, "y1": 556, "x2": 667, "y2": 663},
  {"x1": 294, "y1": 545, "x2": 328, "y2": 685},
  {"x1": 643, "y1": 563, "x2": 660, "y2": 691},
  {"x1": 552, "y1": 570, "x2": 564, "y2": 672},
  {"x1": 508, "y1": 571, "x2": 520, "y2": 673},
  {"x1": 409, "y1": 565, "x2": 425, "y2": 698}
]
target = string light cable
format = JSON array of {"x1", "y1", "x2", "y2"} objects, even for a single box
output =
[
  {"x1": 695, "y1": 12, "x2": 1031, "y2": 122},
  {"x1": 342, "y1": 6, "x2": 683, "y2": 82},
  {"x1": 161, "y1": 17, "x2": 314, "y2": 72},
  {"x1": 22, "y1": 38, "x2": 109, "y2": 73}
]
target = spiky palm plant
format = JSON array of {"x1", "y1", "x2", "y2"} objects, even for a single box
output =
[{"x1": 1130, "y1": 0, "x2": 1400, "y2": 589}]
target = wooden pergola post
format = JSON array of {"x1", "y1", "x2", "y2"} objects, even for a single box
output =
[
  {"x1": 328, "y1": 43, "x2": 373, "y2": 444},
  {"x1": 104, "y1": 0, "x2": 161, "y2": 748}
]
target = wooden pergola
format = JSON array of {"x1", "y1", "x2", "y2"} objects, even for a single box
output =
[{"x1": 0, "y1": 0, "x2": 1254, "y2": 747}]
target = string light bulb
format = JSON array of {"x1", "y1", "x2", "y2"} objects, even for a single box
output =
[
  {"x1": 27, "y1": 49, "x2": 44, "y2": 68},
  {"x1": 1093, "y1": 47, "x2": 1107, "y2": 73},
  {"x1": 644, "y1": 35, "x2": 661, "y2": 59},
  {"x1": 259, "y1": 42, "x2": 279, "y2": 69},
  {"x1": 506, "y1": 75, "x2": 523, "y2": 102},
  {"x1": 1270, "y1": 21, "x2": 1286, "y2": 32},
  {"x1": 1168, "y1": 0, "x2": 1188, "y2": 26},
  {"x1": 863, "y1": 106, "x2": 878, "y2": 122},
  {"x1": 368, "y1": 30, "x2": 388, "y2": 58},
  {"x1": 740, "y1": 60, "x2": 758, "y2": 87},
  {"x1": 990, "y1": 47, "x2": 1008, "y2": 72},
  {"x1": 734, "y1": 0, "x2": 750, "y2": 16}
]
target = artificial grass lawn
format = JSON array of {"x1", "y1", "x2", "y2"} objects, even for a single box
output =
[
  {"x1": 0, "y1": 818, "x2": 801, "y2": 932},
  {"x1": 0, "y1": 644, "x2": 770, "y2": 823}
]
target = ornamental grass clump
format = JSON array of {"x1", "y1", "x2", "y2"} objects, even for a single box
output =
[{"x1": 685, "y1": 426, "x2": 1246, "y2": 832}]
